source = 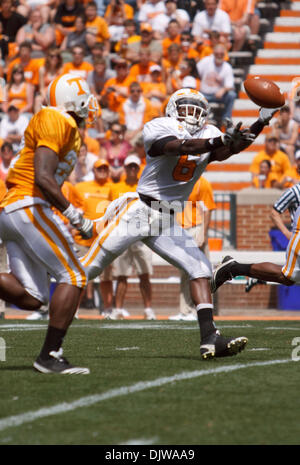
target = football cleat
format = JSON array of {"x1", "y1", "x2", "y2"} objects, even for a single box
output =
[
  {"x1": 245, "y1": 277, "x2": 267, "y2": 293},
  {"x1": 200, "y1": 330, "x2": 248, "y2": 360},
  {"x1": 210, "y1": 255, "x2": 237, "y2": 293},
  {"x1": 33, "y1": 348, "x2": 90, "y2": 374}
]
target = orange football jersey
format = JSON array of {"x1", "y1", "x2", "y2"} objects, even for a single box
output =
[{"x1": 1, "y1": 107, "x2": 81, "y2": 210}]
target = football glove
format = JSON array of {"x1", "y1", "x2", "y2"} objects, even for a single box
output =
[
  {"x1": 62, "y1": 204, "x2": 94, "y2": 239},
  {"x1": 259, "y1": 107, "x2": 281, "y2": 125},
  {"x1": 221, "y1": 120, "x2": 256, "y2": 148}
]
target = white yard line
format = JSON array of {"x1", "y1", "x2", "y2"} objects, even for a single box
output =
[
  {"x1": 119, "y1": 437, "x2": 158, "y2": 445},
  {"x1": 266, "y1": 326, "x2": 300, "y2": 331},
  {"x1": 249, "y1": 348, "x2": 271, "y2": 351},
  {"x1": 116, "y1": 347, "x2": 140, "y2": 351},
  {"x1": 0, "y1": 358, "x2": 291, "y2": 433}
]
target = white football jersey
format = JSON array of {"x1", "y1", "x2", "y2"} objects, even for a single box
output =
[{"x1": 137, "y1": 116, "x2": 222, "y2": 208}]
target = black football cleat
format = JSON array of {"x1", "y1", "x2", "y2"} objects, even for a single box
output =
[
  {"x1": 33, "y1": 348, "x2": 90, "y2": 374},
  {"x1": 200, "y1": 330, "x2": 248, "y2": 360},
  {"x1": 245, "y1": 277, "x2": 267, "y2": 293},
  {"x1": 210, "y1": 255, "x2": 237, "y2": 293}
]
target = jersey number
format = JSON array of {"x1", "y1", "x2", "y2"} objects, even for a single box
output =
[{"x1": 172, "y1": 156, "x2": 197, "y2": 181}]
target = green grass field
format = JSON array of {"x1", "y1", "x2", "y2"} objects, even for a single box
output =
[{"x1": 0, "y1": 319, "x2": 299, "y2": 445}]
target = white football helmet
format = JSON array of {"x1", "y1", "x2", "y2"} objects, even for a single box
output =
[
  {"x1": 46, "y1": 73, "x2": 99, "y2": 121},
  {"x1": 165, "y1": 88, "x2": 209, "y2": 134}
]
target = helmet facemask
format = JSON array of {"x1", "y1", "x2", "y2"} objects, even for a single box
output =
[
  {"x1": 176, "y1": 97, "x2": 208, "y2": 134},
  {"x1": 62, "y1": 93, "x2": 99, "y2": 125}
]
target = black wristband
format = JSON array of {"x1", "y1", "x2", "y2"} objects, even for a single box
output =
[{"x1": 204, "y1": 136, "x2": 224, "y2": 151}]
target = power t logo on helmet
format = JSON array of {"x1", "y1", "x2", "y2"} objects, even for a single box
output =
[{"x1": 46, "y1": 73, "x2": 99, "y2": 121}]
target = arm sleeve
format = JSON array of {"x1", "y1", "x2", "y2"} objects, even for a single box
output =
[{"x1": 273, "y1": 187, "x2": 296, "y2": 213}]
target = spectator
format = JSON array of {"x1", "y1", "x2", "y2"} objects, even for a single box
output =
[
  {"x1": 0, "y1": 141, "x2": 15, "y2": 180},
  {"x1": 128, "y1": 47, "x2": 157, "y2": 83},
  {"x1": 100, "y1": 56, "x2": 135, "y2": 115},
  {"x1": 278, "y1": 150, "x2": 300, "y2": 190},
  {"x1": 16, "y1": 1, "x2": 55, "y2": 23},
  {"x1": 53, "y1": 0, "x2": 85, "y2": 47},
  {"x1": 105, "y1": 0, "x2": 134, "y2": 23},
  {"x1": 3, "y1": 66, "x2": 34, "y2": 115},
  {"x1": 114, "y1": 19, "x2": 141, "y2": 59},
  {"x1": 0, "y1": 20, "x2": 9, "y2": 64},
  {"x1": 60, "y1": 15, "x2": 90, "y2": 57},
  {"x1": 0, "y1": 0, "x2": 27, "y2": 44},
  {"x1": 104, "y1": 0, "x2": 134, "y2": 50},
  {"x1": 250, "y1": 133, "x2": 291, "y2": 181},
  {"x1": 0, "y1": 105, "x2": 29, "y2": 153},
  {"x1": 166, "y1": 57, "x2": 200, "y2": 94},
  {"x1": 252, "y1": 159, "x2": 279, "y2": 189},
  {"x1": 73, "y1": 158, "x2": 113, "y2": 310},
  {"x1": 177, "y1": 0, "x2": 204, "y2": 21},
  {"x1": 180, "y1": 31, "x2": 201, "y2": 62},
  {"x1": 7, "y1": 41, "x2": 41, "y2": 89},
  {"x1": 162, "y1": 19, "x2": 181, "y2": 58},
  {"x1": 69, "y1": 143, "x2": 98, "y2": 184},
  {"x1": 128, "y1": 131, "x2": 147, "y2": 177},
  {"x1": 140, "y1": 64, "x2": 167, "y2": 113},
  {"x1": 109, "y1": 154, "x2": 155, "y2": 320},
  {"x1": 87, "y1": 57, "x2": 116, "y2": 107},
  {"x1": 191, "y1": 0, "x2": 231, "y2": 46},
  {"x1": 152, "y1": 0, "x2": 190, "y2": 38},
  {"x1": 87, "y1": 42, "x2": 112, "y2": 69},
  {"x1": 162, "y1": 42, "x2": 183, "y2": 80},
  {"x1": 119, "y1": 81, "x2": 160, "y2": 142},
  {"x1": 85, "y1": 1, "x2": 110, "y2": 54},
  {"x1": 138, "y1": 0, "x2": 166, "y2": 27},
  {"x1": 62, "y1": 45, "x2": 94, "y2": 80},
  {"x1": 271, "y1": 105, "x2": 299, "y2": 164},
  {"x1": 219, "y1": 0, "x2": 253, "y2": 51},
  {"x1": 15, "y1": 7, "x2": 55, "y2": 58},
  {"x1": 38, "y1": 47, "x2": 63, "y2": 103},
  {"x1": 170, "y1": 176, "x2": 216, "y2": 320},
  {"x1": 289, "y1": 77, "x2": 300, "y2": 125},
  {"x1": 126, "y1": 22, "x2": 162, "y2": 63},
  {"x1": 100, "y1": 122, "x2": 132, "y2": 182},
  {"x1": 196, "y1": 43, "x2": 236, "y2": 125},
  {"x1": 77, "y1": 122, "x2": 101, "y2": 157}
]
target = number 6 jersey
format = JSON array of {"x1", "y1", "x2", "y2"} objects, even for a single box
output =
[{"x1": 137, "y1": 116, "x2": 222, "y2": 208}]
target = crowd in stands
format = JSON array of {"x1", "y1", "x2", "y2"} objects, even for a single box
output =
[{"x1": 0, "y1": 0, "x2": 299, "y2": 317}]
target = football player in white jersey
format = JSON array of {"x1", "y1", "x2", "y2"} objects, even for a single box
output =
[{"x1": 81, "y1": 88, "x2": 279, "y2": 359}]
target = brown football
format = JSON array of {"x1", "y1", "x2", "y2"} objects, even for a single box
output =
[{"x1": 244, "y1": 76, "x2": 285, "y2": 108}]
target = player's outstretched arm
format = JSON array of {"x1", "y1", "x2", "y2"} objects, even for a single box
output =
[{"x1": 209, "y1": 107, "x2": 280, "y2": 162}]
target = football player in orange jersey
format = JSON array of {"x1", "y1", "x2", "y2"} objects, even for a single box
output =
[{"x1": 0, "y1": 73, "x2": 99, "y2": 374}]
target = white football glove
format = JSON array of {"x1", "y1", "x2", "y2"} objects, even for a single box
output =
[
  {"x1": 221, "y1": 120, "x2": 256, "y2": 147},
  {"x1": 259, "y1": 107, "x2": 281, "y2": 125},
  {"x1": 62, "y1": 204, "x2": 94, "y2": 239}
]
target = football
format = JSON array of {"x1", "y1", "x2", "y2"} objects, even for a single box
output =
[{"x1": 243, "y1": 76, "x2": 285, "y2": 108}]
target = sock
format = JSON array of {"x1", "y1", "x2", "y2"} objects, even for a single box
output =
[
  {"x1": 39, "y1": 326, "x2": 67, "y2": 360},
  {"x1": 231, "y1": 263, "x2": 252, "y2": 277},
  {"x1": 196, "y1": 304, "x2": 216, "y2": 340}
]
